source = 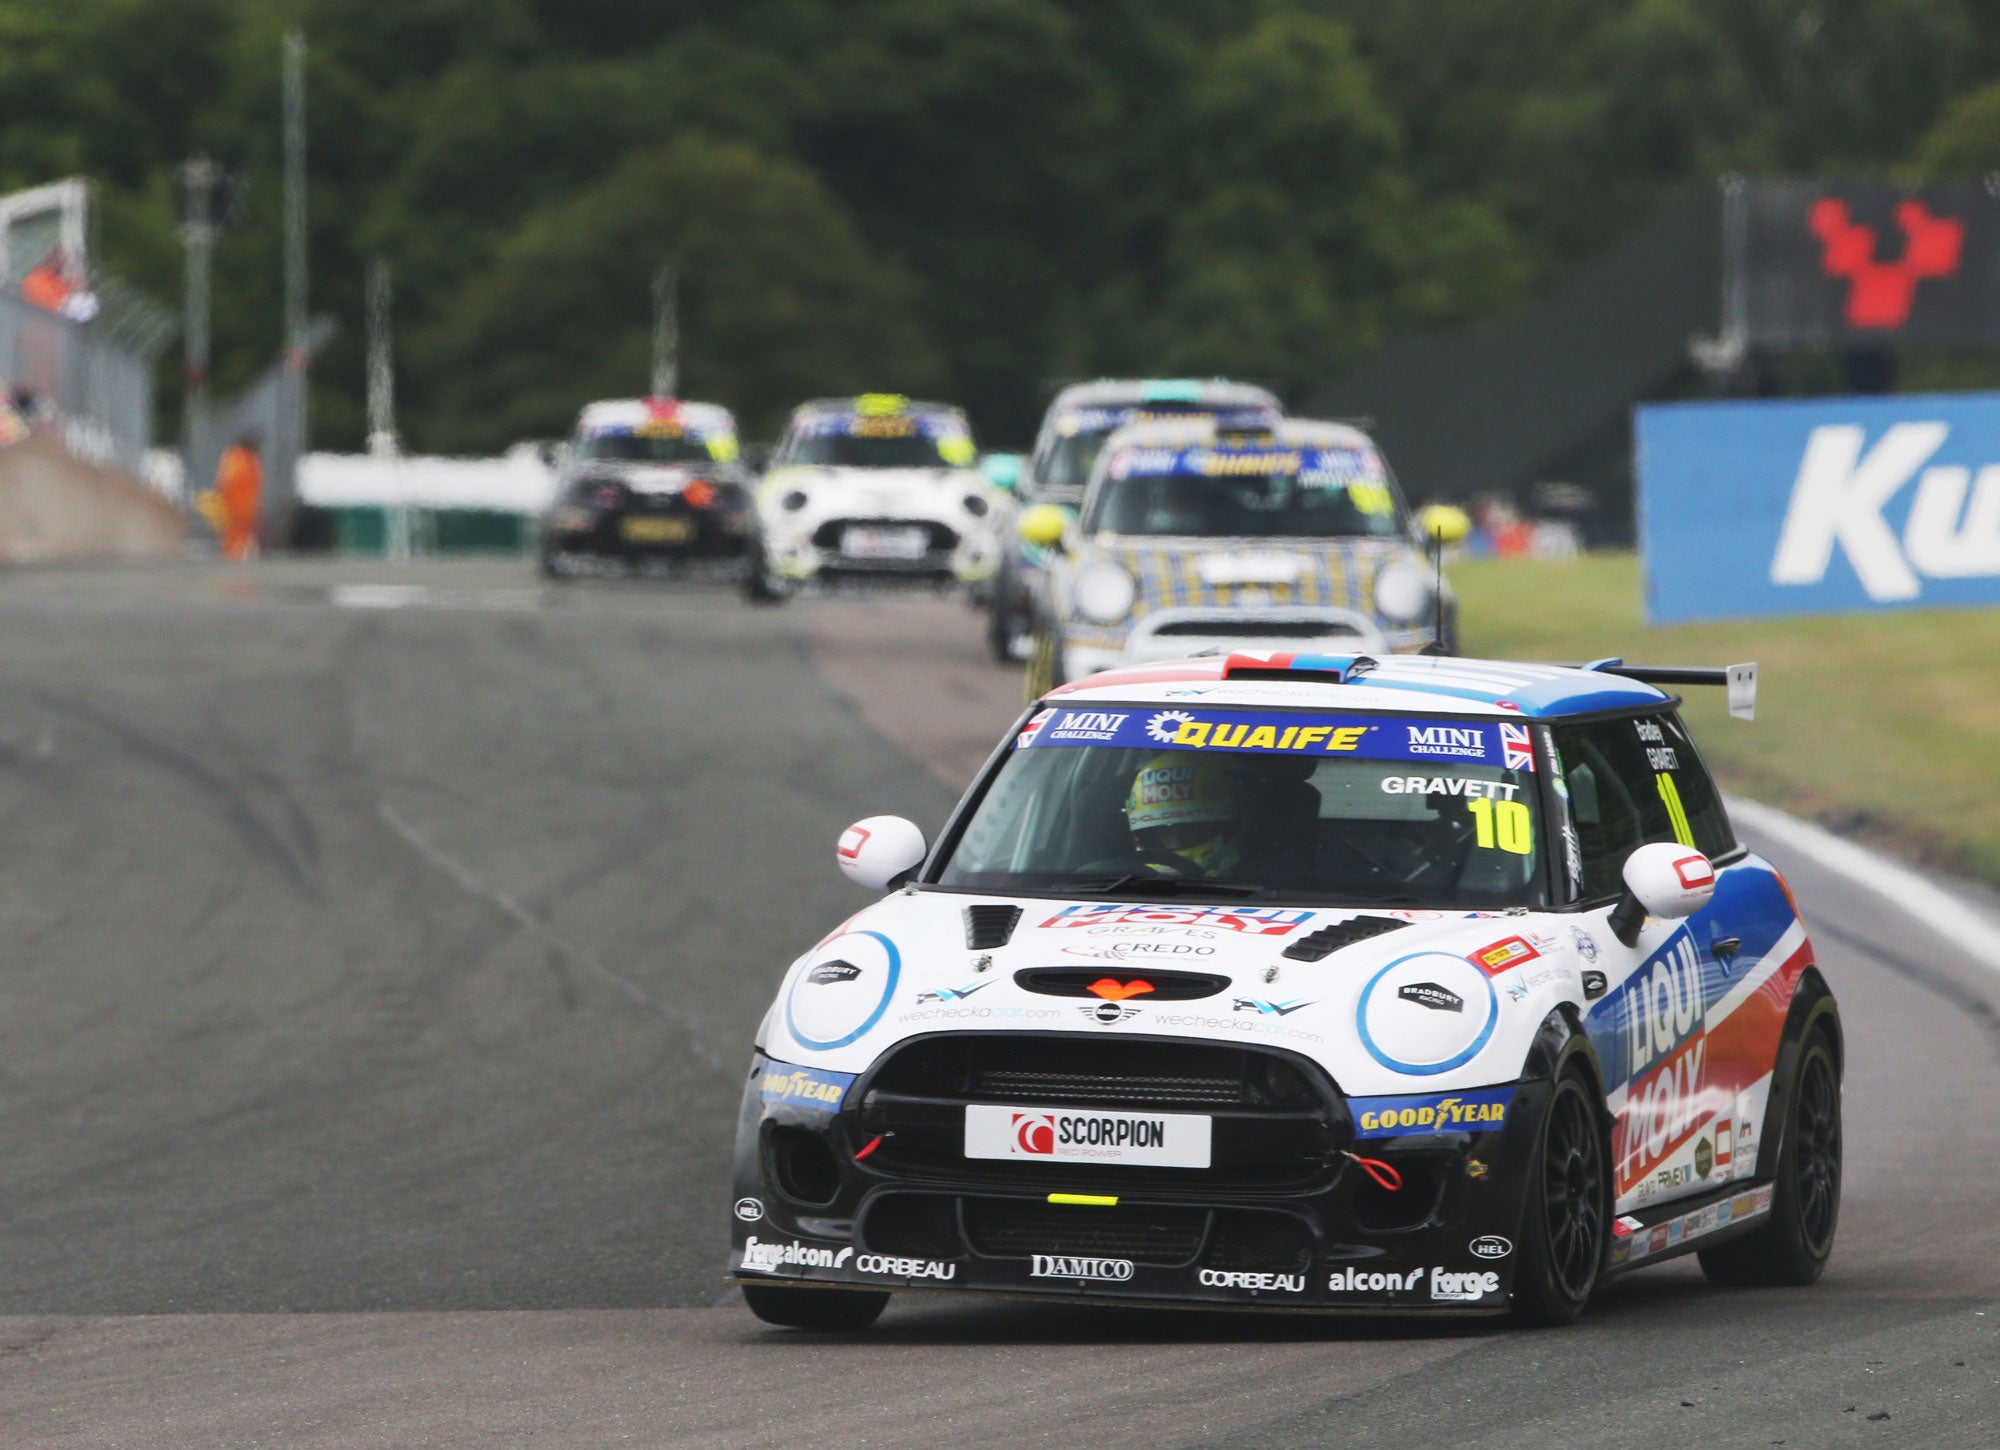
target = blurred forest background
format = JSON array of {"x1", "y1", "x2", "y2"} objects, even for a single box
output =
[{"x1": 14, "y1": 0, "x2": 2000, "y2": 449}]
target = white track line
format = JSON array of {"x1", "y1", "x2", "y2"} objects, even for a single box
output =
[{"x1": 1728, "y1": 795, "x2": 2000, "y2": 976}]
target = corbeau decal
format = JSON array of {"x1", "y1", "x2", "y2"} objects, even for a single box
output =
[
  {"x1": 1351, "y1": 1089, "x2": 1511, "y2": 1138},
  {"x1": 757, "y1": 1061, "x2": 857, "y2": 1112},
  {"x1": 854, "y1": 1254, "x2": 957, "y2": 1281},
  {"x1": 1199, "y1": 1269, "x2": 1304, "y2": 1292}
]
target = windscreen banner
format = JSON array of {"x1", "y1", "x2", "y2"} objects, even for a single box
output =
[{"x1": 1636, "y1": 391, "x2": 2000, "y2": 623}]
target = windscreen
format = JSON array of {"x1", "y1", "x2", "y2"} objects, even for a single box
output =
[
  {"x1": 934, "y1": 704, "x2": 1545, "y2": 908},
  {"x1": 579, "y1": 431, "x2": 722, "y2": 464},
  {"x1": 783, "y1": 410, "x2": 976, "y2": 469},
  {"x1": 1083, "y1": 443, "x2": 1404, "y2": 538},
  {"x1": 1040, "y1": 403, "x2": 1279, "y2": 498}
]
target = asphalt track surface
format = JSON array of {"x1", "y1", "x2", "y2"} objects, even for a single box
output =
[{"x1": 0, "y1": 558, "x2": 1996, "y2": 1448}]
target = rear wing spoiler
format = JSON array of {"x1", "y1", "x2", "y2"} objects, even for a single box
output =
[{"x1": 1560, "y1": 659, "x2": 1758, "y2": 721}]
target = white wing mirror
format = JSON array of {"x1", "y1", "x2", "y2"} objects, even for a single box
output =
[
  {"x1": 836, "y1": 815, "x2": 928, "y2": 892},
  {"x1": 1609, "y1": 841, "x2": 1717, "y2": 946}
]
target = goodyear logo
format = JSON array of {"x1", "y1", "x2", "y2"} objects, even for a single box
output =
[
  {"x1": 1352, "y1": 1089, "x2": 1511, "y2": 1139},
  {"x1": 758, "y1": 1060, "x2": 857, "y2": 1112}
]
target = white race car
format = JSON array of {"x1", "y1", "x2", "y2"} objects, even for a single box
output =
[
  {"x1": 744, "y1": 395, "x2": 1002, "y2": 600},
  {"x1": 729, "y1": 652, "x2": 1841, "y2": 1331}
]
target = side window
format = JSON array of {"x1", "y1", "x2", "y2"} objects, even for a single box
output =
[
  {"x1": 1554, "y1": 713, "x2": 1736, "y2": 899},
  {"x1": 1655, "y1": 711, "x2": 1735, "y2": 858}
]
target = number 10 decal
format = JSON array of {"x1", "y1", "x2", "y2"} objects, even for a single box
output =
[{"x1": 1467, "y1": 797, "x2": 1533, "y2": 855}]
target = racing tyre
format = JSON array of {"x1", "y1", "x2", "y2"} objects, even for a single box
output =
[
  {"x1": 742, "y1": 539, "x2": 788, "y2": 605},
  {"x1": 987, "y1": 573, "x2": 1024, "y2": 664},
  {"x1": 1513, "y1": 1068, "x2": 1608, "y2": 1326},
  {"x1": 741, "y1": 1283, "x2": 889, "y2": 1331},
  {"x1": 1698, "y1": 1031, "x2": 1841, "y2": 1287}
]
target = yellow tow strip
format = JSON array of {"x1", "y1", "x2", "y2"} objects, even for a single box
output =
[{"x1": 1047, "y1": 1193, "x2": 1119, "y2": 1207}]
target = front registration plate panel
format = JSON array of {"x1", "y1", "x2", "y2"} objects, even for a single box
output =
[
  {"x1": 964, "y1": 1103, "x2": 1212, "y2": 1168},
  {"x1": 841, "y1": 525, "x2": 927, "y2": 559},
  {"x1": 622, "y1": 515, "x2": 694, "y2": 543}
]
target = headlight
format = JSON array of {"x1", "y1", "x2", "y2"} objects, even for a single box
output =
[
  {"x1": 780, "y1": 490, "x2": 809, "y2": 512},
  {"x1": 1074, "y1": 562, "x2": 1136, "y2": 623},
  {"x1": 1374, "y1": 560, "x2": 1431, "y2": 623}
]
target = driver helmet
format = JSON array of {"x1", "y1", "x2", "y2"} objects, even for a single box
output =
[{"x1": 1124, "y1": 753, "x2": 1244, "y2": 875}]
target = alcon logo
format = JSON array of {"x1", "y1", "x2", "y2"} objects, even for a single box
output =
[
  {"x1": 1810, "y1": 198, "x2": 1964, "y2": 330},
  {"x1": 1771, "y1": 421, "x2": 2000, "y2": 600}
]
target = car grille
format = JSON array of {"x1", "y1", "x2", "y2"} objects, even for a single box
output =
[
  {"x1": 860, "y1": 1193, "x2": 1315, "y2": 1272},
  {"x1": 1149, "y1": 617, "x2": 1369, "y2": 638},
  {"x1": 810, "y1": 517, "x2": 961, "y2": 553},
  {"x1": 856, "y1": 1034, "x2": 1345, "y2": 1192},
  {"x1": 868, "y1": 1035, "x2": 1317, "y2": 1110}
]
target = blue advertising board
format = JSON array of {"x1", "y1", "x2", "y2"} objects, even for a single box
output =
[{"x1": 1636, "y1": 391, "x2": 2000, "y2": 623}]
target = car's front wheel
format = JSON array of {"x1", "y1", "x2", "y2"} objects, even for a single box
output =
[
  {"x1": 1699, "y1": 1029, "x2": 1841, "y2": 1287},
  {"x1": 741, "y1": 1283, "x2": 889, "y2": 1331},
  {"x1": 1513, "y1": 1067, "x2": 1608, "y2": 1326},
  {"x1": 742, "y1": 538, "x2": 789, "y2": 605}
]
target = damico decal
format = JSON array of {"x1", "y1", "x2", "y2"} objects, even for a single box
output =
[
  {"x1": 757, "y1": 1061, "x2": 857, "y2": 1112},
  {"x1": 964, "y1": 1104, "x2": 1212, "y2": 1167},
  {"x1": 1032, "y1": 1255, "x2": 1134, "y2": 1282},
  {"x1": 740, "y1": 1237, "x2": 854, "y2": 1272},
  {"x1": 1351, "y1": 1089, "x2": 1511, "y2": 1138},
  {"x1": 1040, "y1": 904, "x2": 1313, "y2": 937}
]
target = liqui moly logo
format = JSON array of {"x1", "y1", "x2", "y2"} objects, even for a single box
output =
[{"x1": 1772, "y1": 421, "x2": 2000, "y2": 600}]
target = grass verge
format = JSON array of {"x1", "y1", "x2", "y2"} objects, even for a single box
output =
[{"x1": 1450, "y1": 552, "x2": 2000, "y2": 884}]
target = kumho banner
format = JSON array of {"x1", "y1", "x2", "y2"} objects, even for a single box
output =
[{"x1": 1636, "y1": 391, "x2": 2000, "y2": 623}]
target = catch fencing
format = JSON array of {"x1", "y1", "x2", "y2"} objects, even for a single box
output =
[{"x1": 0, "y1": 286, "x2": 152, "y2": 477}]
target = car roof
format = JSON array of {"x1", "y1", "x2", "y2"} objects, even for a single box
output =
[
  {"x1": 1097, "y1": 415, "x2": 1376, "y2": 451},
  {"x1": 1044, "y1": 652, "x2": 1673, "y2": 720},
  {"x1": 576, "y1": 398, "x2": 734, "y2": 433},
  {"x1": 790, "y1": 394, "x2": 966, "y2": 420},
  {"x1": 1047, "y1": 378, "x2": 1281, "y2": 411}
]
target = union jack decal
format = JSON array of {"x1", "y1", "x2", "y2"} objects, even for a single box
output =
[{"x1": 1500, "y1": 722, "x2": 1536, "y2": 771}]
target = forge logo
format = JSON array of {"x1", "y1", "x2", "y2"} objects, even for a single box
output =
[{"x1": 1810, "y1": 197, "x2": 1964, "y2": 330}]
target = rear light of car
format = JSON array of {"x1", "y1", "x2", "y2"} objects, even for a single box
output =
[{"x1": 683, "y1": 479, "x2": 717, "y2": 509}]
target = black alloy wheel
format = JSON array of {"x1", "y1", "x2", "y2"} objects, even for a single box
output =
[
  {"x1": 1514, "y1": 1069, "x2": 1607, "y2": 1325},
  {"x1": 741, "y1": 1283, "x2": 889, "y2": 1331},
  {"x1": 1700, "y1": 1030, "x2": 1841, "y2": 1286}
]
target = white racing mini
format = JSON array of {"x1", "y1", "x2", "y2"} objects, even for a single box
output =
[
  {"x1": 744, "y1": 394, "x2": 1002, "y2": 600},
  {"x1": 728, "y1": 653, "x2": 1842, "y2": 1330}
]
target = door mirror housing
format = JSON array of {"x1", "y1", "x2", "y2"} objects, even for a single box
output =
[
  {"x1": 836, "y1": 815, "x2": 928, "y2": 892},
  {"x1": 1608, "y1": 841, "x2": 1717, "y2": 946},
  {"x1": 1018, "y1": 503, "x2": 1069, "y2": 549}
]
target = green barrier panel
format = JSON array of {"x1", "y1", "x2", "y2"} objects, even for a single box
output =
[{"x1": 320, "y1": 505, "x2": 529, "y2": 555}]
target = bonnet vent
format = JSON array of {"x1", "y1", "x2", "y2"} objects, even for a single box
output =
[
  {"x1": 1280, "y1": 914, "x2": 1411, "y2": 962},
  {"x1": 964, "y1": 904, "x2": 1023, "y2": 950}
]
